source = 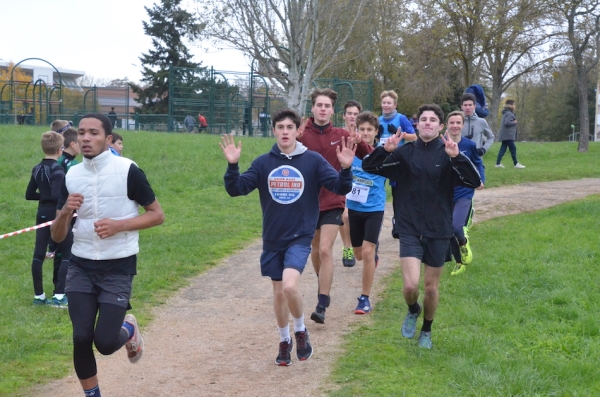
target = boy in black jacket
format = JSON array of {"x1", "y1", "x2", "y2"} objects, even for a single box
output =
[
  {"x1": 362, "y1": 104, "x2": 481, "y2": 349},
  {"x1": 25, "y1": 131, "x2": 68, "y2": 307}
]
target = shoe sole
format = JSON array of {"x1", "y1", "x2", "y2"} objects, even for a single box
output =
[
  {"x1": 298, "y1": 349, "x2": 313, "y2": 361},
  {"x1": 354, "y1": 310, "x2": 371, "y2": 315},
  {"x1": 276, "y1": 360, "x2": 292, "y2": 366},
  {"x1": 129, "y1": 335, "x2": 144, "y2": 364},
  {"x1": 310, "y1": 312, "x2": 325, "y2": 324},
  {"x1": 451, "y1": 265, "x2": 467, "y2": 275}
]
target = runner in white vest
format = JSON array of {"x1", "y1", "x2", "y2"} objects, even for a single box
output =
[{"x1": 51, "y1": 113, "x2": 164, "y2": 397}]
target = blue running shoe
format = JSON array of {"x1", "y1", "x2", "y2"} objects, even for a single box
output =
[
  {"x1": 418, "y1": 331, "x2": 433, "y2": 349},
  {"x1": 47, "y1": 295, "x2": 68, "y2": 308},
  {"x1": 401, "y1": 306, "x2": 421, "y2": 338},
  {"x1": 354, "y1": 296, "x2": 372, "y2": 314},
  {"x1": 275, "y1": 339, "x2": 293, "y2": 366},
  {"x1": 295, "y1": 330, "x2": 313, "y2": 361}
]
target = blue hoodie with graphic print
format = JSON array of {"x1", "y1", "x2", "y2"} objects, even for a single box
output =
[{"x1": 224, "y1": 142, "x2": 352, "y2": 250}]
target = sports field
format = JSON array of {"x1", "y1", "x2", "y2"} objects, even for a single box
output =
[{"x1": 1, "y1": 125, "x2": 599, "y2": 396}]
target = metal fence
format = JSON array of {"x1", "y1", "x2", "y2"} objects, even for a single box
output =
[{"x1": 1, "y1": 65, "x2": 372, "y2": 134}]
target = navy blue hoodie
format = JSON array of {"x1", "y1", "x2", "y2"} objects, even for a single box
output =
[{"x1": 224, "y1": 142, "x2": 352, "y2": 250}]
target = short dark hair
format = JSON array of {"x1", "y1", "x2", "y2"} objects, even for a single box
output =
[
  {"x1": 505, "y1": 99, "x2": 515, "y2": 106},
  {"x1": 356, "y1": 111, "x2": 379, "y2": 129},
  {"x1": 112, "y1": 132, "x2": 123, "y2": 142},
  {"x1": 343, "y1": 100, "x2": 362, "y2": 113},
  {"x1": 272, "y1": 108, "x2": 301, "y2": 128},
  {"x1": 417, "y1": 104, "x2": 444, "y2": 124},
  {"x1": 62, "y1": 127, "x2": 78, "y2": 147},
  {"x1": 80, "y1": 113, "x2": 113, "y2": 136},
  {"x1": 310, "y1": 88, "x2": 338, "y2": 107},
  {"x1": 460, "y1": 93, "x2": 477, "y2": 106}
]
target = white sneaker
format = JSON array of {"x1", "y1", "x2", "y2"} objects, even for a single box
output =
[
  {"x1": 495, "y1": 164, "x2": 505, "y2": 168},
  {"x1": 123, "y1": 314, "x2": 144, "y2": 363},
  {"x1": 514, "y1": 163, "x2": 526, "y2": 169}
]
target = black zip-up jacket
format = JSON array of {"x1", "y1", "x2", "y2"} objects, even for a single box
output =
[
  {"x1": 362, "y1": 138, "x2": 481, "y2": 239},
  {"x1": 25, "y1": 158, "x2": 65, "y2": 208}
]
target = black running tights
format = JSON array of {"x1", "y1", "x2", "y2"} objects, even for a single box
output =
[{"x1": 67, "y1": 292, "x2": 130, "y2": 380}]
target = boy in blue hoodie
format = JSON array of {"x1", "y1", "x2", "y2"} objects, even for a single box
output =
[
  {"x1": 445, "y1": 110, "x2": 485, "y2": 275},
  {"x1": 221, "y1": 108, "x2": 355, "y2": 366}
]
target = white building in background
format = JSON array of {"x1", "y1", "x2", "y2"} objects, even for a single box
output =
[{"x1": 0, "y1": 60, "x2": 84, "y2": 89}]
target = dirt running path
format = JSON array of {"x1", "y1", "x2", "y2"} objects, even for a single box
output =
[{"x1": 35, "y1": 179, "x2": 600, "y2": 397}]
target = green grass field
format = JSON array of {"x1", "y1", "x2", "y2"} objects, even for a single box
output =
[{"x1": 0, "y1": 125, "x2": 598, "y2": 396}]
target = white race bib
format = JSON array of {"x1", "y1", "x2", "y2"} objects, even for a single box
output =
[{"x1": 346, "y1": 184, "x2": 370, "y2": 204}]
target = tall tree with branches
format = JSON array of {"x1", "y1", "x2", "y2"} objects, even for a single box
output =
[
  {"x1": 551, "y1": 0, "x2": 600, "y2": 151},
  {"x1": 131, "y1": 0, "x2": 205, "y2": 114},
  {"x1": 202, "y1": 0, "x2": 368, "y2": 113}
]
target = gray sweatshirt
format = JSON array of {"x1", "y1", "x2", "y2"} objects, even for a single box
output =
[{"x1": 461, "y1": 113, "x2": 495, "y2": 153}]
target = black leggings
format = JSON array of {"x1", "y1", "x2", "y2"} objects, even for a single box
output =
[
  {"x1": 67, "y1": 292, "x2": 129, "y2": 380},
  {"x1": 32, "y1": 207, "x2": 68, "y2": 295}
]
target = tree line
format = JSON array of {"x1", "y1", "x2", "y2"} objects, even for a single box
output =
[{"x1": 130, "y1": 0, "x2": 600, "y2": 150}]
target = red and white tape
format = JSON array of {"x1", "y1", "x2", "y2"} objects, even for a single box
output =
[{"x1": 0, "y1": 214, "x2": 77, "y2": 240}]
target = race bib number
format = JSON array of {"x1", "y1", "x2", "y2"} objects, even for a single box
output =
[{"x1": 346, "y1": 184, "x2": 369, "y2": 204}]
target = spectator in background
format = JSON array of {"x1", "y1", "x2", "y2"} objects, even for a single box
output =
[
  {"x1": 410, "y1": 114, "x2": 418, "y2": 134},
  {"x1": 108, "y1": 107, "x2": 118, "y2": 129},
  {"x1": 460, "y1": 93, "x2": 495, "y2": 157},
  {"x1": 496, "y1": 100, "x2": 525, "y2": 169},
  {"x1": 259, "y1": 108, "x2": 270, "y2": 135},
  {"x1": 184, "y1": 114, "x2": 196, "y2": 133},
  {"x1": 109, "y1": 132, "x2": 124, "y2": 156},
  {"x1": 198, "y1": 113, "x2": 208, "y2": 132},
  {"x1": 27, "y1": 107, "x2": 35, "y2": 125}
]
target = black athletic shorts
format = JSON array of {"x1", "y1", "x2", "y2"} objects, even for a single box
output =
[
  {"x1": 348, "y1": 209, "x2": 384, "y2": 247},
  {"x1": 316, "y1": 208, "x2": 344, "y2": 229},
  {"x1": 399, "y1": 234, "x2": 449, "y2": 268},
  {"x1": 65, "y1": 265, "x2": 133, "y2": 309}
]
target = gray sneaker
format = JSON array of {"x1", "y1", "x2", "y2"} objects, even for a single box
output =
[
  {"x1": 401, "y1": 306, "x2": 421, "y2": 339},
  {"x1": 514, "y1": 163, "x2": 526, "y2": 169},
  {"x1": 418, "y1": 331, "x2": 433, "y2": 349}
]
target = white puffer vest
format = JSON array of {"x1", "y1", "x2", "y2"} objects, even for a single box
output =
[{"x1": 67, "y1": 150, "x2": 140, "y2": 260}]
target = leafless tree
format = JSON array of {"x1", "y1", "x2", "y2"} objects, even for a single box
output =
[{"x1": 201, "y1": 0, "x2": 368, "y2": 112}]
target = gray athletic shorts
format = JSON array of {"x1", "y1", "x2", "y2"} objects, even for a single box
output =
[{"x1": 65, "y1": 265, "x2": 133, "y2": 309}]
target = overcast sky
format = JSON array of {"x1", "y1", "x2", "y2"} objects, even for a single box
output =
[{"x1": 0, "y1": 0, "x2": 249, "y2": 83}]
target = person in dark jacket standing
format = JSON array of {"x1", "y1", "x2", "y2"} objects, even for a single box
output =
[
  {"x1": 496, "y1": 100, "x2": 525, "y2": 168},
  {"x1": 362, "y1": 104, "x2": 482, "y2": 349},
  {"x1": 221, "y1": 108, "x2": 355, "y2": 366}
]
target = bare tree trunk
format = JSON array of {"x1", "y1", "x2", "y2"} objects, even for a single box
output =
[
  {"x1": 488, "y1": 74, "x2": 504, "y2": 133},
  {"x1": 577, "y1": 67, "x2": 590, "y2": 152}
]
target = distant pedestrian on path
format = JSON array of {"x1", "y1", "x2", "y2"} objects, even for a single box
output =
[
  {"x1": 108, "y1": 107, "x2": 117, "y2": 129},
  {"x1": 220, "y1": 108, "x2": 355, "y2": 366},
  {"x1": 496, "y1": 100, "x2": 525, "y2": 169},
  {"x1": 184, "y1": 114, "x2": 196, "y2": 133}
]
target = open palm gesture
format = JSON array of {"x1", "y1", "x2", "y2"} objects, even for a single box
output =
[
  {"x1": 336, "y1": 136, "x2": 357, "y2": 169},
  {"x1": 220, "y1": 134, "x2": 242, "y2": 164}
]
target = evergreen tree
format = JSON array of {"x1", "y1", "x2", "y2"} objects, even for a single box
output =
[{"x1": 131, "y1": 0, "x2": 205, "y2": 114}]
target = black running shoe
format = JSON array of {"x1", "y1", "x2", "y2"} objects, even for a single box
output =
[
  {"x1": 311, "y1": 305, "x2": 326, "y2": 324},
  {"x1": 275, "y1": 339, "x2": 293, "y2": 366},
  {"x1": 295, "y1": 330, "x2": 313, "y2": 361}
]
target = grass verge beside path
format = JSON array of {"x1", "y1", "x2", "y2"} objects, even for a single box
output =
[
  {"x1": 0, "y1": 125, "x2": 598, "y2": 395},
  {"x1": 329, "y1": 195, "x2": 600, "y2": 396}
]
